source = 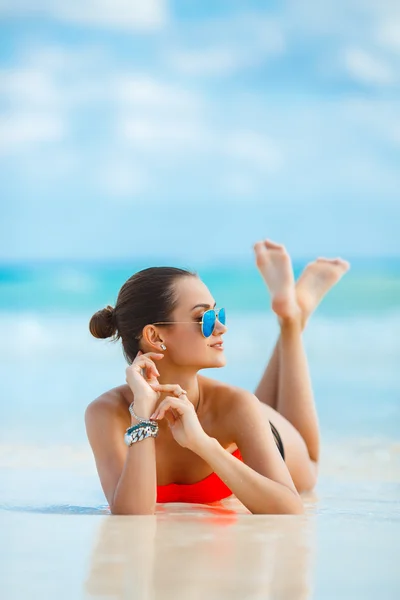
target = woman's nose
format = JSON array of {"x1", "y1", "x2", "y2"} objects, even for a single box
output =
[{"x1": 214, "y1": 319, "x2": 227, "y2": 334}]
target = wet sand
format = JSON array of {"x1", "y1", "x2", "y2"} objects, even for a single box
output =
[
  {"x1": 1, "y1": 438, "x2": 399, "y2": 600},
  {"x1": 1, "y1": 500, "x2": 399, "y2": 600}
]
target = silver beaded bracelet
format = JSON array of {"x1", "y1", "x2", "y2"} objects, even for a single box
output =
[{"x1": 129, "y1": 401, "x2": 156, "y2": 425}]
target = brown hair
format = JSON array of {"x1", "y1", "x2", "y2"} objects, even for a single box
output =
[{"x1": 89, "y1": 266, "x2": 197, "y2": 363}]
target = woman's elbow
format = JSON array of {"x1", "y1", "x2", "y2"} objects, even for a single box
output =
[
  {"x1": 287, "y1": 499, "x2": 305, "y2": 515},
  {"x1": 255, "y1": 490, "x2": 304, "y2": 515},
  {"x1": 282, "y1": 490, "x2": 304, "y2": 515},
  {"x1": 269, "y1": 501, "x2": 304, "y2": 516}
]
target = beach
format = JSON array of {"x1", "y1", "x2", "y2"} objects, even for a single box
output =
[
  {"x1": 1, "y1": 259, "x2": 400, "y2": 599},
  {"x1": 1, "y1": 452, "x2": 399, "y2": 600}
]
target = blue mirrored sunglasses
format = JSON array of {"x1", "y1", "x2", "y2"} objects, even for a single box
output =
[
  {"x1": 200, "y1": 307, "x2": 226, "y2": 337},
  {"x1": 153, "y1": 307, "x2": 226, "y2": 338}
]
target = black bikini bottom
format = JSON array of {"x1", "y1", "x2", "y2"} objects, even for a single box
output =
[{"x1": 269, "y1": 421, "x2": 285, "y2": 461}]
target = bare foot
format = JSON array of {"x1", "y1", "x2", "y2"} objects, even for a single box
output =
[
  {"x1": 254, "y1": 239, "x2": 301, "y2": 323},
  {"x1": 296, "y1": 257, "x2": 350, "y2": 325}
]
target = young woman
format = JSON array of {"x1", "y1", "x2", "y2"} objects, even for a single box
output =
[{"x1": 85, "y1": 239, "x2": 349, "y2": 515}]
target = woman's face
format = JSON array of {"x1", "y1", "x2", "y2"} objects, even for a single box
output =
[{"x1": 156, "y1": 276, "x2": 228, "y2": 369}]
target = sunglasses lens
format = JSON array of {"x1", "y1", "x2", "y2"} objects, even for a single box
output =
[
  {"x1": 217, "y1": 307, "x2": 226, "y2": 325},
  {"x1": 202, "y1": 310, "x2": 216, "y2": 338}
]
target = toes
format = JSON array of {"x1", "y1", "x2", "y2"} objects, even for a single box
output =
[
  {"x1": 315, "y1": 257, "x2": 350, "y2": 270},
  {"x1": 317, "y1": 257, "x2": 339, "y2": 264},
  {"x1": 254, "y1": 242, "x2": 268, "y2": 266},
  {"x1": 341, "y1": 259, "x2": 351, "y2": 270},
  {"x1": 264, "y1": 239, "x2": 285, "y2": 251},
  {"x1": 253, "y1": 241, "x2": 267, "y2": 256},
  {"x1": 333, "y1": 257, "x2": 351, "y2": 269}
]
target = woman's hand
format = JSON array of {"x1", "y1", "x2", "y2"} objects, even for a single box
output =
[
  {"x1": 125, "y1": 351, "x2": 166, "y2": 416},
  {"x1": 150, "y1": 393, "x2": 209, "y2": 452},
  {"x1": 125, "y1": 352, "x2": 189, "y2": 420}
]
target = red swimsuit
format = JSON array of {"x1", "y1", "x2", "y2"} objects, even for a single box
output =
[
  {"x1": 157, "y1": 448, "x2": 243, "y2": 504},
  {"x1": 156, "y1": 422, "x2": 285, "y2": 504}
]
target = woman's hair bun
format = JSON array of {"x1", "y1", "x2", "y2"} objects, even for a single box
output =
[{"x1": 89, "y1": 305, "x2": 117, "y2": 339}]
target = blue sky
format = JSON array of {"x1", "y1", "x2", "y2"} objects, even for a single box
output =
[{"x1": 0, "y1": 0, "x2": 399, "y2": 262}]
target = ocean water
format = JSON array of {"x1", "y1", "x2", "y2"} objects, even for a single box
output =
[{"x1": 1, "y1": 258, "x2": 399, "y2": 599}]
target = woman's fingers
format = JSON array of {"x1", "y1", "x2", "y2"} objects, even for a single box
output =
[
  {"x1": 126, "y1": 352, "x2": 165, "y2": 382},
  {"x1": 133, "y1": 353, "x2": 164, "y2": 373},
  {"x1": 136, "y1": 351, "x2": 164, "y2": 361},
  {"x1": 133, "y1": 356, "x2": 161, "y2": 378},
  {"x1": 150, "y1": 396, "x2": 192, "y2": 420},
  {"x1": 127, "y1": 362, "x2": 159, "y2": 380},
  {"x1": 148, "y1": 383, "x2": 187, "y2": 396},
  {"x1": 164, "y1": 411, "x2": 175, "y2": 427},
  {"x1": 135, "y1": 357, "x2": 162, "y2": 369}
]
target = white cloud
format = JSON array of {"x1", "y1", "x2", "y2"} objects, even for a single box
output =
[
  {"x1": 113, "y1": 73, "x2": 282, "y2": 174},
  {"x1": 114, "y1": 74, "x2": 202, "y2": 114},
  {"x1": 341, "y1": 98, "x2": 400, "y2": 147},
  {"x1": 118, "y1": 113, "x2": 283, "y2": 180},
  {"x1": 283, "y1": 0, "x2": 400, "y2": 37},
  {"x1": 0, "y1": 113, "x2": 64, "y2": 151},
  {"x1": 20, "y1": 150, "x2": 77, "y2": 180},
  {"x1": 168, "y1": 48, "x2": 244, "y2": 77},
  {"x1": 0, "y1": 68, "x2": 59, "y2": 110},
  {"x1": 0, "y1": 45, "x2": 111, "y2": 158},
  {"x1": 275, "y1": 1, "x2": 400, "y2": 90},
  {"x1": 335, "y1": 155, "x2": 400, "y2": 196},
  {"x1": 218, "y1": 173, "x2": 260, "y2": 197},
  {"x1": 167, "y1": 14, "x2": 285, "y2": 76},
  {"x1": 0, "y1": 0, "x2": 168, "y2": 30},
  {"x1": 59, "y1": 0, "x2": 167, "y2": 30},
  {"x1": 98, "y1": 161, "x2": 148, "y2": 199},
  {"x1": 343, "y1": 48, "x2": 397, "y2": 85},
  {"x1": 23, "y1": 44, "x2": 109, "y2": 73},
  {"x1": 376, "y1": 20, "x2": 400, "y2": 52},
  {"x1": 120, "y1": 116, "x2": 208, "y2": 151},
  {"x1": 0, "y1": 45, "x2": 114, "y2": 122},
  {"x1": 390, "y1": 125, "x2": 400, "y2": 145},
  {"x1": 224, "y1": 132, "x2": 282, "y2": 173},
  {"x1": 0, "y1": 61, "x2": 68, "y2": 155}
]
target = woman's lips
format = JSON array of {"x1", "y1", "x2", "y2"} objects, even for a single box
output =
[{"x1": 210, "y1": 343, "x2": 224, "y2": 350}]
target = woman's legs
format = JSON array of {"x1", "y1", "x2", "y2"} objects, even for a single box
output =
[
  {"x1": 253, "y1": 241, "x2": 350, "y2": 465},
  {"x1": 278, "y1": 319, "x2": 319, "y2": 463},
  {"x1": 254, "y1": 339, "x2": 280, "y2": 411}
]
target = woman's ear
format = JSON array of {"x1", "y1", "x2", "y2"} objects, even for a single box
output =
[{"x1": 142, "y1": 324, "x2": 163, "y2": 349}]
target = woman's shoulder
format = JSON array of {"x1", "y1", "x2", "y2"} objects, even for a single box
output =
[
  {"x1": 198, "y1": 375, "x2": 255, "y2": 413},
  {"x1": 85, "y1": 384, "x2": 132, "y2": 421},
  {"x1": 198, "y1": 376, "x2": 258, "y2": 444}
]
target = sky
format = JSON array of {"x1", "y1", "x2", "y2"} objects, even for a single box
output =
[{"x1": 0, "y1": 0, "x2": 399, "y2": 263}]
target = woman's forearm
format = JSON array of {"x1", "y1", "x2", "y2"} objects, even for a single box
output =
[
  {"x1": 111, "y1": 437, "x2": 157, "y2": 515},
  {"x1": 194, "y1": 437, "x2": 304, "y2": 515}
]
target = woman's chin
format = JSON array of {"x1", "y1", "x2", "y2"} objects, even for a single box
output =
[{"x1": 208, "y1": 353, "x2": 227, "y2": 368}]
